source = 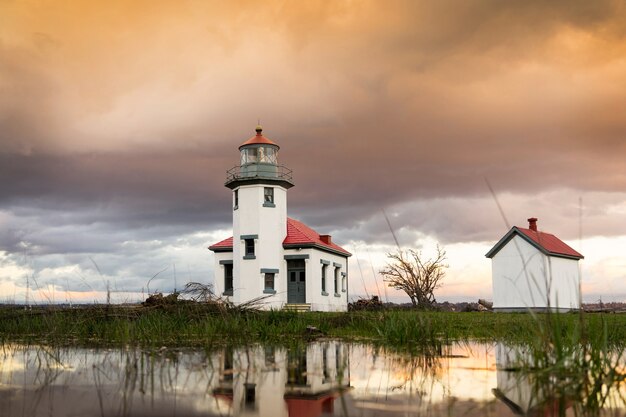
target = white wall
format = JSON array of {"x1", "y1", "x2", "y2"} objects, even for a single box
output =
[
  {"x1": 214, "y1": 183, "x2": 349, "y2": 311},
  {"x1": 491, "y1": 235, "x2": 580, "y2": 311},
  {"x1": 213, "y1": 252, "x2": 233, "y2": 297},
  {"x1": 301, "y1": 249, "x2": 349, "y2": 312},
  {"x1": 232, "y1": 184, "x2": 288, "y2": 306}
]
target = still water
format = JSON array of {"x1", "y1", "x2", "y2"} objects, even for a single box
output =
[{"x1": 0, "y1": 341, "x2": 623, "y2": 417}]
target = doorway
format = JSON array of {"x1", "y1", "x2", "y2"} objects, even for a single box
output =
[{"x1": 287, "y1": 259, "x2": 306, "y2": 303}]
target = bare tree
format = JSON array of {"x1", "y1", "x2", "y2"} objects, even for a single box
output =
[{"x1": 380, "y1": 246, "x2": 448, "y2": 307}]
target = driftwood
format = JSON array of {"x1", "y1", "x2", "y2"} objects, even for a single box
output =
[
  {"x1": 349, "y1": 296, "x2": 384, "y2": 311},
  {"x1": 464, "y1": 299, "x2": 493, "y2": 312}
]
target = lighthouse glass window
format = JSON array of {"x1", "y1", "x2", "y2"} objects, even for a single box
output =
[
  {"x1": 241, "y1": 148, "x2": 258, "y2": 164},
  {"x1": 258, "y1": 146, "x2": 277, "y2": 164},
  {"x1": 264, "y1": 187, "x2": 274, "y2": 204},
  {"x1": 240, "y1": 146, "x2": 277, "y2": 165}
]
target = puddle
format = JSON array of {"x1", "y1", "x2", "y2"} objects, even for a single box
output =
[{"x1": 0, "y1": 341, "x2": 623, "y2": 416}]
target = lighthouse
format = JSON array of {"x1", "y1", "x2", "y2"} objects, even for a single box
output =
[{"x1": 210, "y1": 127, "x2": 351, "y2": 311}]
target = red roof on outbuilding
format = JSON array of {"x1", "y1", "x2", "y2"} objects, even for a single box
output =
[
  {"x1": 485, "y1": 220, "x2": 583, "y2": 260},
  {"x1": 516, "y1": 227, "x2": 583, "y2": 259},
  {"x1": 208, "y1": 218, "x2": 351, "y2": 257}
]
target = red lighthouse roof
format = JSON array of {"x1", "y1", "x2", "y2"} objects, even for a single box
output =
[
  {"x1": 239, "y1": 126, "x2": 279, "y2": 150},
  {"x1": 283, "y1": 218, "x2": 351, "y2": 256},
  {"x1": 208, "y1": 236, "x2": 233, "y2": 252},
  {"x1": 208, "y1": 218, "x2": 351, "y2": 257}
]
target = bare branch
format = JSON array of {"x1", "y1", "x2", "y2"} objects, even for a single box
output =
[{"x1": 379, "y1": 246, "x2": 448, "y2": 306}]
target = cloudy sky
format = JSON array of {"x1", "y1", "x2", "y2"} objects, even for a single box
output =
[{"x1": 1, "y1": 0, "x2": 625, "y2": 304}]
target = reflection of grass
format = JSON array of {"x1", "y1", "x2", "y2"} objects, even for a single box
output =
[
  {"x1": 3, "y1": 305, "x2": 626, "y2": 349},
  {"x1": 505, "y1": 310, "x2": 626, "y2": 416}
]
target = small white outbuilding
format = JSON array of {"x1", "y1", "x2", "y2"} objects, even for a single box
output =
[{"x1": 485, "y1": 218, "x2": 583, "y2": 312}]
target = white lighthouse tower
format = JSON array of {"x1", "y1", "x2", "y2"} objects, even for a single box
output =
[
  {"x1": 226, "y1": 126, "x2": 293, "y2": 305},
  {"x1": 210, "y1": 127, "x2": 351, "y2": 311}
]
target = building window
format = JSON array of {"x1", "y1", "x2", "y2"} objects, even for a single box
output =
[
  {"x1": 244, "y1": 239, "x2": 255, "y2": 258},
  {"x1": 264, "y1": 346, "x2": 276, "y2": 367},
  {"x1": 321, "y1": 264, "x2": 327, "y2": 294},
  {"x1": 322, "y1": 345, "x2": 329, "y2": 382},
  {"x1": 224, "y1": 264, "x2": 233, "y2": 296},
  {"x1": 342, "y1": 273, "x2": 346, "y2": 292},
  {"x1": 334, "y1": 267, "x2": 339, "y2": 294},
  {"x1": 244, "y1": 383, "x2": 256, "y2": 407},
  {"x1": 234, "y1": 189, "x2": 239, "y2": 209},
  {"x1": 223, "y1": 347, "x2": 234, "y2": 382},
  {"x1": 264, "y1": 273, "x2": 275, "y2": 291},
  {"x1": 263, "y1": 187, "x2": 274, "y2": 207}
]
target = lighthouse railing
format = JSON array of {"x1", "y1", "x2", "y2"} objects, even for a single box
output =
[{"x1": 226, "y1": 164, "x2": 293, "y2": 183}]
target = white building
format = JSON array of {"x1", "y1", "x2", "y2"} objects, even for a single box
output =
[
  {"x1": 209, "y1": 127, "x2": 351, "y2": 311},
  {"x1": 485, "y1": 217, "x2": 584, "y2": 312}
]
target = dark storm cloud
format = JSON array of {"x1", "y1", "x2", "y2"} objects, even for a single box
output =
[
  {"x1": 0, "y1": 151, "x2": 234, "y2": 254},
  {"x1": 1, "y1": 0, "x2": 626, "y2": 259}
]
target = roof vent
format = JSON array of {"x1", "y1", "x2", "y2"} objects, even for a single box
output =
[
  {"x1": 320, "y1": 234, "x2": 332, "y2": 244},
  {"x1": 528, "y1": 217, "x2": 538, "y2": 232}
]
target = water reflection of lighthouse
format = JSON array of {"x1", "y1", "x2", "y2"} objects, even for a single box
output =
[{"x1": 213, "y1": 341, "x2": 350, "y2": 417}]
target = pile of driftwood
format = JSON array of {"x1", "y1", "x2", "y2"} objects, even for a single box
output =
[
  {"x1": 463, "y1": 299, "x2": 493, "y2": 312},
  {"x1": 142, "y1": 292, "x2": 183, "y2": 307},
  {"x1": 348, "y1": 296, "x2": 384, "y2": 311}
]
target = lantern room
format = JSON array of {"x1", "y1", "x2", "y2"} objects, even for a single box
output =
[
  {"x1": 239, "y1": 126, "x2": 279, "y2": 165},
  {"x1": 226, "y1": 126, "x2": 293, "y2": 188}
]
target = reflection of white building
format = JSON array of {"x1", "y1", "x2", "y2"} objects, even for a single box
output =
[
  {"x1": 209, "y1": 127, "x2": 351, "y2": 312},
  {"x1": 486, "y1": 218, "x2": 583, "y2": 312},
  {"x1": 492, "y1": 343, "x2": 535, "y2": 414},
  {"x1": 213, "y1": 342, "x2": 350, "y2": 417},
  {"x1": 493, "y1": 343, "x2": 572, "y2": 416}
]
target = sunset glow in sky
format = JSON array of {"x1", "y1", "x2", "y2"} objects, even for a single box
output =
[{"x1": 1, "y1": 0, "x2": 625, "y2": 304}]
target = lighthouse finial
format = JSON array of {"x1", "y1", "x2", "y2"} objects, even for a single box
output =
[{"x1": 255, "y1": 120, "x2": 262, "y2": 134}]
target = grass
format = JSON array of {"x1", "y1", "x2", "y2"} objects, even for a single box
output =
[{"x1": 2, "y1": 304, "x2": 626, "y2": 349}]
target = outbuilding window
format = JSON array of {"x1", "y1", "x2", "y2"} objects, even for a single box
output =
[
  {"x1": 321, "y1": 264, "x2": 327, "y2": 294},
  {"x1": 334, "y1": 267, "x2": 339, "y2": 295}
]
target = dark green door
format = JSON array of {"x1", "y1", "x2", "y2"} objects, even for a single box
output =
[{"x1": 288, "y1": 269, "x2": 306, "y2": 303}]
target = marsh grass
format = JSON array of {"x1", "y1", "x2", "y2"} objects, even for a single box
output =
[
  {"x1": 498, "y1": 309, "x2": 626, "y2": 416},
  {"x1": 2, "y1": 305, "x2": 626, "y2": 350}
]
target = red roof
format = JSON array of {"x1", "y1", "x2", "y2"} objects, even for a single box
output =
[
  {"x1": 208, "y1": 218, "x2": 351, "y2": 257},
  {"x1": 208, "y1": 236, "x2": 233, "y2": 251},
  {"x1": 517, "y1": 227, "x2": 583, "y2": 259},
  {"x1": 239, "y1": 127, "x2": 279, "y2": 150},
  {"x1": 284, "y1": 218, "x2": 351, "y2": 256},
  {"x1": 284, "y1": 395, "x2": 336, "y2": 417},
  {"x1": 486, "y1": 225, "x2": 583, "y2": 260}
]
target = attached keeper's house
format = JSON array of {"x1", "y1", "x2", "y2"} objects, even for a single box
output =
[
  {"x1": 209, "y1": 127, "x2": 351, "y2": 311},
  {"x1": 486, "y1": 218, "x2": 583, "y2": 312}
]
